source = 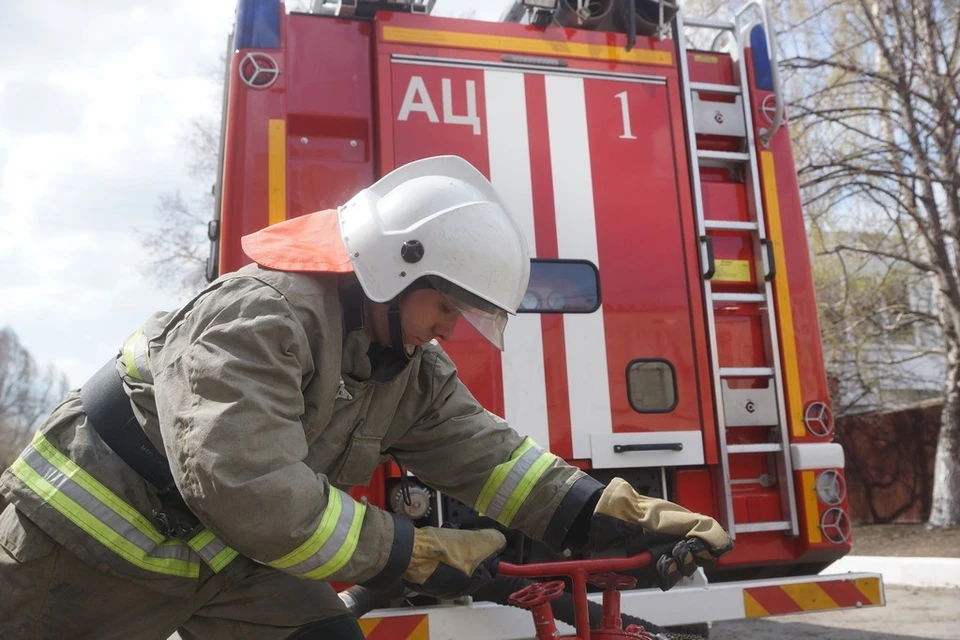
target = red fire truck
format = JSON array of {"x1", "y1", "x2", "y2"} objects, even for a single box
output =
[{"x1": 205, "y1": 0, "x2": 884, "y2": 636}]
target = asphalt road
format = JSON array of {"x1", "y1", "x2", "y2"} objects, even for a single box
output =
[{"x1": 711, "y1": 585, "x2": 959, "y2": 639}]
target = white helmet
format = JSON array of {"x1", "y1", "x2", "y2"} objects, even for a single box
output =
[{"x1": 338, "y1": 155, "x2": 530, "y2": 350}]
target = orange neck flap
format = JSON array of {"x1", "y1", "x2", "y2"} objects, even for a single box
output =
[{"x1": 240, "y1": 209, "x2": 355, "y2": 274}]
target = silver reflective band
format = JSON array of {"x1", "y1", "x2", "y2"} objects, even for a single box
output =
[
  {"x1": 286, "y1": 492, "x2": 358, "y2": 576},
  {"x1": 15, "y1": 443, "x2": 199, "y2": 576},
  {"x1": 123, "y1": 329, "x2": 154, "y2": 384},
  {"x1": 189, "y1": 529, "x2": 239, "y2": 572},
  {"x1": 483, "y1": 444, "x2": 546, "y2": 522},
  {"x1": 267, "y1": 488, "x2": 365, "y2": 580}
]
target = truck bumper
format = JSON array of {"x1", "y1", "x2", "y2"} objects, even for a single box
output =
[{"x1": 357, "y1": 571, "x2": 885, "y2": 639}]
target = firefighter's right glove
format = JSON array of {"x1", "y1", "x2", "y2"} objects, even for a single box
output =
[
  {"x1": 401, "y1": 527, "x2": 506, "y2": 598},
  {"x1": 586, "y1": 478, "x2": 732, "y2": 591}
]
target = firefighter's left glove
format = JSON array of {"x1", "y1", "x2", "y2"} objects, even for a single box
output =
[
  {"x1": 401, "y1": 527, "x2": 506, "y2": 598},
  {"x1": 587, "y1": 478, "x2": 732, "y2": 591}
]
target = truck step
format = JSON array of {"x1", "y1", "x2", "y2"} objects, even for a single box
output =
[
  {"x1": 690, "y1": 82, "x2": 742, "y2": 95},
  {"x1": 719, "y1": 367, "x2": 774, "y2": 377},
  {"x1": 704, "y1": 220, "x2": 759, "y2": 231},
  {"x1": 735, "y1": 521, "x2": 792, "y2": 534},
  {"x1": 712, "y1": 293, "x2": 765, "y2": 303},
  {"x1": 727, "y1": 443, "x2": 782, "y2": 454},
  {"x1": 697, "y1": 150, "x2": 750, "y2": 163},
  {"x1": 684, "y1": 17, "x2": 735, "y2": 30}
]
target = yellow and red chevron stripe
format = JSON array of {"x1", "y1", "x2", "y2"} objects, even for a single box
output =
[
  {"x1": 359, "y1": 614, "x2": 429, "y2": 639},
  {"x1": 744, "y1": 577, "x2": 882, "y2": 617}
]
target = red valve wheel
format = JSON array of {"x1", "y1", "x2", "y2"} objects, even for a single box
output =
[
  {"x1": 588, "y1": 573, "x2": 637, "y2": 590},
  {"x1": 507, "y1": 580, "x2": 566, "y2": 609},
  {"x1": 625, "y1": 623, "x2": 660, "y2": 639}
]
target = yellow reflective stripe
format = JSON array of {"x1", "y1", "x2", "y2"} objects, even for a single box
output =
[
  {"x1": 474, "y1": 438, "x2": 535, "y2": 515},
  {"x1": 801, "y1": 471, "x2": 823, "y2": 544},
  {"x1": 271, "y1": 489, "x2": 344, "y2": 570},
  {"x1": 301, "y1": 502, "x2": 366, "y2": 580},
  {"x1": 268, "y1": 489, "x2": 366, "y2": 581},
  {"x1": 11, "y1": 458, "x2": 198, "y2": 578},
  {"x1": 268, "y1": 119, "x2": 287, "y2": 226},
  {"x1": 189, "y1": 529, "x2": 216, "y2": 550},
  {"x1": 744, "y1": 589, "x2": 769, "y2": 617},
  {"x1": 498, "y1": 450, "x2": 556, "y2": 527},
  {"x1": 381, "y1": 25, "x2": 674, "y2": 66},
  {"x1": 209, "y1": 546, "x2": 240, "y2": 572},
  {"x1": 31, "y1": 431, "x2": 163, "y2": 545},
  {"x1": 188, "y1": 528, "x2": 239, "y2": 573},
  {"x1": 760, "y1": 150, "x2": 805, "y2": 437},
  {"x1": 122, "y1": 328, "x2": 153, "y2": 383},
  {"x1": 122, "y1": 329, "x2": 143, "y2": 380}
]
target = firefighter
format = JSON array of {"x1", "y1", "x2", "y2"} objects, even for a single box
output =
[{"x1": 0, "y1": 155, "x2": 731, "y2": 639}]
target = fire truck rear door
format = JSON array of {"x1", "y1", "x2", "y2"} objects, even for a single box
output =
[{"x1": 375, "y1": 29, "x2": 712, "y2": 471}]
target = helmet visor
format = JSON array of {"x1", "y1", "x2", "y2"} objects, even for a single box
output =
[
  {"x1": 449, "y1": 299, "x2": 508, "y2": 351},
  {"x1": 426, "y1": 276, "x2": 509, "y2": 351}
]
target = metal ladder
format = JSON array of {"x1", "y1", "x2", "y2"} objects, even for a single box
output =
[{"x1": 673, "y1": 2, "x2": 798, "y2": 539}]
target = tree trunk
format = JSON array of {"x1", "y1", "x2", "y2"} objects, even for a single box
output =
[{"x1": 930, "y1": 341, "x2": 960, "y2": 525}]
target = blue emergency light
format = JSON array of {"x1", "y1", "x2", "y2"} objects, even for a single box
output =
[
  {"x1": 750, "y1": 24, "x2": 774, "y2": 92},
  {"x1": 234, "y1": 0, "x2": 282, "y2": 50}
]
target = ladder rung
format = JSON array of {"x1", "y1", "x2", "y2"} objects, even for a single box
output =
[
  {"x1": 698, "y1": 150, "x2": 750, "y2": 163},
  {"x1": 712, "y1": 293, "x2": 765, "y2": 303},
  {"x1": 735, "y1": 521, "x2": 792, "y2": 534},
  {"x1": 690, "y1": 82, "x2": 741, "y2": 95},
  {"x1": 728, "y1": 443, "x2": 782, "y2": 454},
  {"x1": 720, "y1": 367, "x2": 774, "y2": 377},
  {"x1": 704, "y1": 220, "x2": 759, "y2": 231},
  {"x1": 684, "y1": 18, "x2": 736, "y2": 31}
]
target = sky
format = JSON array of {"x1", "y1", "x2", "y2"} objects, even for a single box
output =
[{"x1": 0, "y1": 0, "x2": 510, "y2": 389}]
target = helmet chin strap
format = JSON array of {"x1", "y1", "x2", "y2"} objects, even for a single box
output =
[{"x1": 387, "y1": 299, "x2": 413, "y2": 360}]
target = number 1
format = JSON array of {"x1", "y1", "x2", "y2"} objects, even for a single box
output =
[{"x1": 615, "y1": 91, "x2": 637, "y2": 140}]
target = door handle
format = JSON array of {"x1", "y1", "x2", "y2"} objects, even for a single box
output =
[{"x1": 613, "y1": 443, "x2": 684, "y2": 453}]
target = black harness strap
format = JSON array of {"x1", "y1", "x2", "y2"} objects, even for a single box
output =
[{"x1": 80, "y1": 360, "x2": 194, "y2": 531}]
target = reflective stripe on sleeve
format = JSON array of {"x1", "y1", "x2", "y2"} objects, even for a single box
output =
[
  {"x1": 267, "y1": 488, "x2": 366, "y2": 580},
  {"x1": 474, "y1": 437, "x2": 558, "y2": 527},
  {"x1": 11, "y1": 431, "x2": 200, "y2": 578},
  {"x1": 188, "y1": 529, "x2": 239, "y2": 573}
]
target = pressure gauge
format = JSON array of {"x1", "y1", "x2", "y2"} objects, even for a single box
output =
[{"x1": 390, "y1": 485, "x2": 432, "y2": 521}]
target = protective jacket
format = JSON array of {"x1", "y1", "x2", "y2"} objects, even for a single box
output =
[{"x1": 0, "y1": 209, "x2": 601, "y2": 598}]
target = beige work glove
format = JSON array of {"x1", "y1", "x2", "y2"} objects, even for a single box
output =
[
  {"x1": 401, "y1": 527, "x2": 506, "y2": 598},
  {"x1": 587, "y1": 478, "x2": 733, "y2": 591}
]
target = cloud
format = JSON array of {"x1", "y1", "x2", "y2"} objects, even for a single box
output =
[
  {"x1": 0, "y1": 0, "x2": 507, "y2": 389},
  {"x1": 0, "y1": 80, "x2": 88, "y2": 135},
  {"x1": 0, "y1": 0, "x2": 235, "y2": 388}
]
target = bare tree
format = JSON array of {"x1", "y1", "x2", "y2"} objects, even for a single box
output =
[
  {"x1": 141, "y1": 111, "x2": 219, "y2": 295},
  {"x1": 140, "y1": 56, "x2": 225, "y2": 296},
  {"x1": 809, "y1": 205, "x2": 944, "y2": 416},
  {"x1": 0, "y1": 327, "x2": 69, "y2": 471},
  {"x1": 777, "y1": 0, "x2": 960, "y2": 525},
  {"x1": 139, "y1": 3, "x2": 488, "y2": 298}
]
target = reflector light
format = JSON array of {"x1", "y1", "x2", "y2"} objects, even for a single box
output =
[
  {"x1": 815, "y1": 470, "x2": 846, "y2": 506},
  {"x1": 820, "y1": 507, "x2": 851, "y2": 544},
  {"x1": 803, "y1": 401, "x2": 834, "y2": 437}
]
